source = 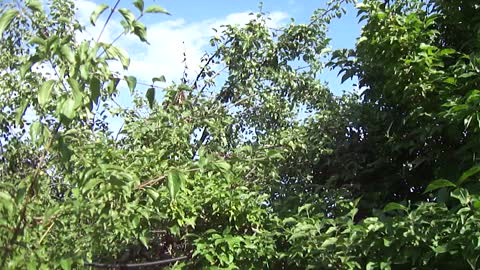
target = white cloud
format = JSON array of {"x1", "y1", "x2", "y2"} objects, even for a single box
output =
[
  {"x1": 72, "y1": 1, "x2": 288, "y2": 133},
  {"x1": 123, "y1": 10, "x2": 289, "y2": 84},
  {"x1": 74, "y1": 0, "x2": 288, "y2": 85}
]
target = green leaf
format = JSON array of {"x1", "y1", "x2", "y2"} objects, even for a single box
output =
[
  {"x1": 124, "y1": 75, "x2": 137, "y2": 93},
  {"x1": 83, "y1": 178, "x2": 102, "y2": 192},
  {"x1": 282, "y1": 217, "x2": 296, "y2": 225},
  {"x1": 67, "y1": 78, "x2": 83, "y2": 108},
  {"x1": 0, "y1": 9, "x2": 19, "y2": 39},
  {"x1": 146, "y1": 87, "x2": 155, "y2": 109},
  {"x1": 107, "y1": 77, "x2": 120, "y2": 94},
  {"x1": 0, "y1": 191, "x2": 14, "y2": 213},
  {"x1": 432, "y1": 245, "x2": 448, "y2": 254},
  {"x1": 59, "y1": 258, "x2": 73, "y2": 270},
  {"x1": 29, "y1": 121, "x2": 43, "y2": 145},
  {"x1": 383, "y1": 202, "x2": 407, "y2": 212},
  {"x1": 146, "y1": 189, "x2": 159, "y2": 200},
  {"x1": 26, "y1": 0, "x2": 43, "y2": 13},
  {"x1": 105, "y1": 45, "x2": 130, "y2": 69},
  {"x1": 90, "y1": 4, "x2": 109, "y2": 26},
  {"x1": 424, "y1": 179, "x2": 456, "y2": 193},
  {"x1": 467, "y1": 254, "x2": 480, "y2": 270},
  {"x1": 167, "y1": 170, "x2": 183, "y2": 201},
  {"x1": 61, "y1": 98, "x2": 76, "y2": 119},
  {"x1": 458, "y1": 166, "x2": 480, "y2": 185},
  {"x1": 118, "y1": 8, "x2": 136, "y2": 25},
  {"x1": 20, "y1": 55, "x2": 41, "y2": 78},
  {"x1": 152, "y1": 76, "x2": 166, "y2": 83},
  {"x1": 133, "y1": 0, "x2": 144, "y2": 12},
  {"x1": 38, "y1": 80, "x2": 55, "y2": 107},
  {"x1": 213, "y1": 161, "x2": 231, "y2": 172},
  {"x1": 451, "y1": 188, "x2": 470, "y2": 205},
  {"x1": 30, "y1": 36, "x2": 46, "y2": 46},
  {"x1": 60, "y1": 45, "x2": 75, "y2": 63},
  {"x1": 133, "y1": 21, "x2": 148, "y2": 43},
  {"x1": 15, "y1": 98, "x2": 29, "y2": 126},
  {"x1": 144, "y1": 5, "x2": 170, "y2": 14},
  {"x1": 321, "y1": 237, "x2": 337, "y2": 248},
  {"x1": 90, "y1": 77, "x2": 101, "y2": 105}
]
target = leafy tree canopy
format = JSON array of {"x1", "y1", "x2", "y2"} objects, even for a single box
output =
[{"x1": 0, "y1": 0, "x2": 479, "y2": 269}]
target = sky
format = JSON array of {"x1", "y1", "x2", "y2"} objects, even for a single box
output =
[{"x1": 73, "y1": 0, "x2": 363, "y2": 131}]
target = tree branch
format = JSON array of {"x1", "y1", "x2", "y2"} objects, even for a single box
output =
[{"x1": 85, "y1": 256, "x2": 188, "y2": 269}]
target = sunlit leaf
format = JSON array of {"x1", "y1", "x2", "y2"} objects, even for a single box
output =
[
  {"x1": 26, "y1": 0, "x2": 43, "y2": 13},
  {"x1": 61, "y1": 98, "x2": 76, "y2": 119},
  {"x1": 321, "y1": 237, "x2": 337, "y2": 248},
  {"x1": 105, "y1": 45, "x2": 130, "y2": 69},
  {"x1": 38, "y1": 80, "x2": 55, "y2": 107},
  {"x1": 118, "y1": 8, "x2": 136, "y2": 25},
  {"x1": 83, "y1": 178, "x2": 102, "y2": 192},
  {"x1": 60, "y1": 45, "x2": 75, "y2": 63},
  {"x1": 90, "y1": 4, "x2": 109, "y2": 26},
  {"x1": 167, "y1": 170, "x2": 184, "y2": 201},
  {"x1": 0, "y1": 9, "x2": 19, "y2": 39},
  {"x1": 144, "y1": 5, "x2": 170, "y2": 14}
]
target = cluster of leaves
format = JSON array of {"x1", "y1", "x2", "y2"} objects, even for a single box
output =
[{"x1": 0, "y1": 0, "x2": 480, "y2": 269}]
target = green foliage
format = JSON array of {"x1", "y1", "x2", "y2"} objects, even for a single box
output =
[{"x1": 0, "y1": 0, "x2": 479, "y2": 269}]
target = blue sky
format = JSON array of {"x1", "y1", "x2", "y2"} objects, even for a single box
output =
[
  {"x1": 76, "y1": 0, "x2": 361, "y2": 90},
  {"x1": 74, "y1": 0, "x2": 362, "y2": 131}
]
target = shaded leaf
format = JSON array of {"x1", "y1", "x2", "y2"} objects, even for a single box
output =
[
  {"x1": 424, "y1": 179, "x2": 456, "y2": 193},
  {"x1": 146, "y1": 87, "x2": 155, "y2": 109},
  {"x1": 124, "y1": 75, "x2": 137, "y2": 93},
  {"x1": 458, "y1": 166, "x2": 480, "y2": 185},
  {"x1": 133, "y1": 0, "x2": 144, "y2": 12},
  {"x1": 383, "y1": 202, "x2": 407, "y2": 212},
  {"x1": 152, "y1": 76, "x2": 166, "y2": 83},
  {"x1": 90, "y1": 77, "x2": 101, "y2": 105},
  {"x1": 133, "y1": 21, "x2": 148, "y2": 43}
]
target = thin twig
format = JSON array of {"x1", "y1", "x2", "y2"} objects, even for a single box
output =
[
  {"x1": 97, "y1": 14, "x2": 144, "y2": 58},
  {"x1": 85, "y1": 255, "x2": 188, "y2": 269},
  {"x1": 97, "y1": 0, "x2": 121, "y2": 43},
  {"x1": 136, "y1": 175, "x2": 166, "y2": 190},
  {"x1": 136, "y1": 168, "x2": 200, "y2": 190},
  {"x1": 38, "y1": 221, "x2": 55, "y2": 245}
]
